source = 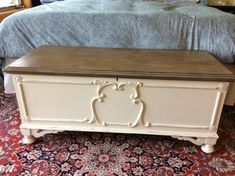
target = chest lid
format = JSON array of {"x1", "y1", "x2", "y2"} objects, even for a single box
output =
[{"x1": 4, "y1": 46, "x2": 235, "y2": 81}]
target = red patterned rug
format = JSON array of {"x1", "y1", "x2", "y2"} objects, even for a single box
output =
[{"x1": 0, "y1": 85, "x2": 235, "y2": 176}]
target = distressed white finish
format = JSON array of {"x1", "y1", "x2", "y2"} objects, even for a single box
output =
[{"x1": 13, "y1": 75, "x2": 229, "y2": 153}]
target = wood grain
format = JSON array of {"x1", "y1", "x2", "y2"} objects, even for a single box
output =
[
  {"x1": 224, "y1": 64, "x2": 235, "y2": 73},
  {"x1": 4, "y1": 46, "x2": 235, "y2": 81}
]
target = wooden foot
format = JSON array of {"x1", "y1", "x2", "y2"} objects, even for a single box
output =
[
  {"x1": 22, "y1": 135, "x2": 35, "y2": 145},
  {"x1": 201, "y1": 144, "x2": 214, "y2": 154}
]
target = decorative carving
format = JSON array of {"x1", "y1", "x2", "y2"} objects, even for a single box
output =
[
  {"x1": 217, "y1": 83, "x2": 228, "y2": 92},
  {"x1": 31, "y1": 129, "x2": 62, "y2": 138},
  {"x1": 15, "y1": 76, "x2": 23, "y2": 83},
  {"x1": 87, "y1": 80, "x2": 147, "y2": 128},
  {"x1": 172, "y1": 136, "x2": 205, "y2": 145},
  {"x1": 23, "y1": 116, "x2": 30, "y2": 122},
  {"x1": 92, "y1": 80, "x2": 109, "y2": 87}
]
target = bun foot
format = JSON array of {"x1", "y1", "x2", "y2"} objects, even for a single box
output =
[
  {"x1": 201, "y1": 144, "x2": 214, "y2": 153},
  {"x1": 22, "y1": 135, "x2": 35, "y2": 145}
]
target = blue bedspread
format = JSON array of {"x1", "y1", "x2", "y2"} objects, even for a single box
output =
[{"x1": 0, "y1": 0, "x2": 235, "y2": 63}]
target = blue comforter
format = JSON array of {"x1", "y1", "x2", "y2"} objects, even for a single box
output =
[{"x1": 0, "y1": 0, "x2": 235, "y2": 63}]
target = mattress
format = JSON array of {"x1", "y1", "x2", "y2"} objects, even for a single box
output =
[{"x1": 0, "y1": 0, "x2": 235, "y2": 63}]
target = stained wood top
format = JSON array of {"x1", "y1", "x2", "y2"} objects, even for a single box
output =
[{"x1": 4, "y1": 46, "x2": 235, "y2": 81}]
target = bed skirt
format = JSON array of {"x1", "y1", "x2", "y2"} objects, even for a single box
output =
[{"x1": 2, "y1": 58, "x2": 17, "y2": 94}]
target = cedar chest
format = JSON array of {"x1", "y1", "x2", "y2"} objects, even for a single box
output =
[{"x1": 4, "y1": 46, "x2": 235, "y2": 153}]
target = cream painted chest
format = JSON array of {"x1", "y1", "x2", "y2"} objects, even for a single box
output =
[{"x1": 4, "y1": 46, "x2": 235, "y2": 153}]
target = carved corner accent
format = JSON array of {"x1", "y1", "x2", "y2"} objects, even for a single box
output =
[
  {"x1": 15, "y1": 76, "x2": 23, "y2": 83},
  {"x1": 23, "y1": 116, "x2": 31, "y2": 122},
  {"x1": 217, "y1": 83, "x2": 228, "y2": 92},
  {"x1": 88, "y1": 80, "x2": 146, "y2": 128}
]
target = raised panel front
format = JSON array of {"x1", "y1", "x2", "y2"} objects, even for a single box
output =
[
  {"x1": 15, "y1": 75, "x2": 116, "y2": 123},
  {"x1": 14, "y1": 75, "x2": 228, "y2": 136},
  {"x1": 118, "y1": 78, "x2": 227, "y2": 130}
]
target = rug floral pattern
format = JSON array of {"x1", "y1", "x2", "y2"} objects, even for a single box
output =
[{"x1": 0, "y1": 85, "x2": 235, "y2": 176}]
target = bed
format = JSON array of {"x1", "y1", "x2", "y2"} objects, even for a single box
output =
[{"x1": 0, "y1": 0, "x2": 235, "y2": 102}]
